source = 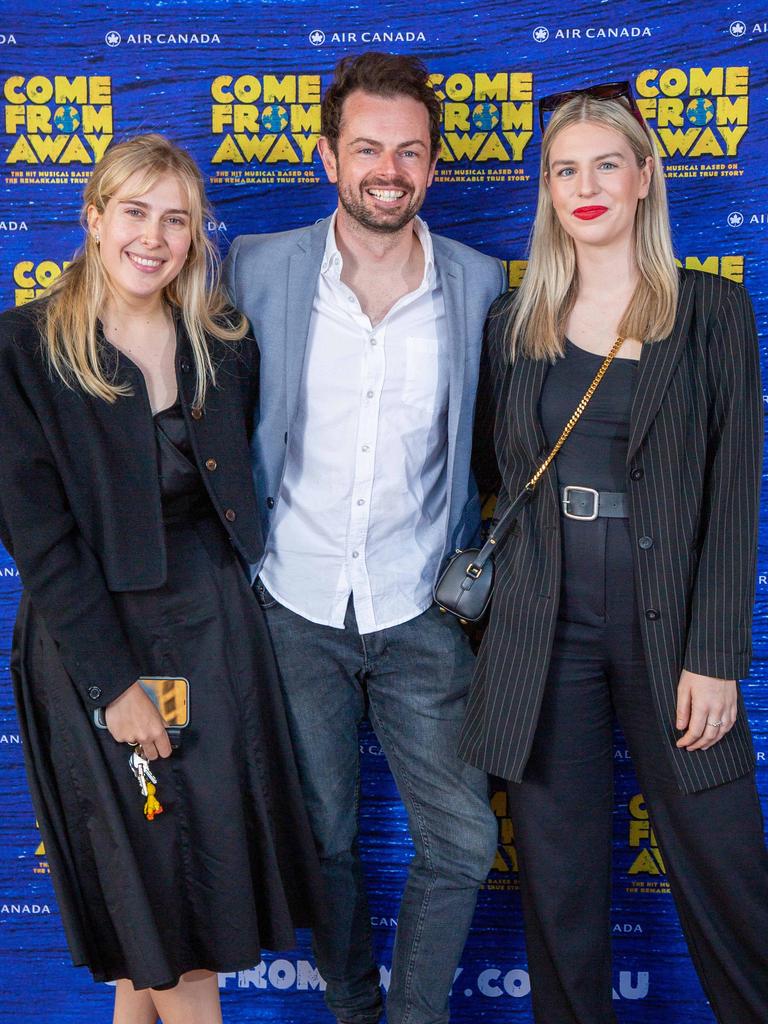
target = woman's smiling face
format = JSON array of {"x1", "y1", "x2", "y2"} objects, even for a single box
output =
[{"x1": 87, "y1": 171, "x2": 192, "y2": 307}]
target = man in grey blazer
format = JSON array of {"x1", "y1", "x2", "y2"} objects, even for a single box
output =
[{"x1": 224, "y1": 52, "x2": 504, "y2": 1024}]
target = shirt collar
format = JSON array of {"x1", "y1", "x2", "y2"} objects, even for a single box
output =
[{"x1": 320, "y1": 211, "x2": 436, "y2": 287}]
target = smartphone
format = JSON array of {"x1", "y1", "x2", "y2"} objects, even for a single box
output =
[{"x1": 93, "y1": 677, "x2": 190, "y2": 747}]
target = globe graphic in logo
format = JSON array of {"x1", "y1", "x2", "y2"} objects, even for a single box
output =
[
  {"x1": 471, "y1": 103, "x2": 499, "y2": 131},
  {"x1": 54, "y1": 105, "x2": 81, "y2": 133},
  {"x1": 261, "y1": 104, "x2": 289, "y2": 132},
  {"x1": 685, "y1": 97, "x2": 714, "y2": 126}
]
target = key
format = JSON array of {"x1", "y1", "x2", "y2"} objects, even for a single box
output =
[{"x1": 129, "y1": 747, "x2": 157, "y2": 798}]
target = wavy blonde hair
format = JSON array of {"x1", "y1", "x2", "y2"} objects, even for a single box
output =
[
  {"x1": 506, "y1": 95, "x2": 678, "y2": 361},
  {"x1": 40, "y1": 133, "x2": 247, "y2": 406}
]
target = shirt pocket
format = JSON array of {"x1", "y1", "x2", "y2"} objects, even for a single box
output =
[{"x1": 403, "y1": 335, "x2": 440, "y2": 408}]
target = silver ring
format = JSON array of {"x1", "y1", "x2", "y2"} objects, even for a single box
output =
[{"x1": 707, "y1": 720, "x2": 723, "y2": 728}]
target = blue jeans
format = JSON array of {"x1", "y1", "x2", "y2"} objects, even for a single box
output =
[{"x1": 256, "y1": 583, "x2": 497, "y2": 1024}]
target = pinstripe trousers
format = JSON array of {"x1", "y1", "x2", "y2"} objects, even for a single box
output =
[{"x1": 506, "y1": 519, "x2": 768, "y2": 1024}]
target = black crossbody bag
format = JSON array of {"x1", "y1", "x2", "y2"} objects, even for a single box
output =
[{"x1": 433, "y1": 337, "x2": 625, "y2": 622}]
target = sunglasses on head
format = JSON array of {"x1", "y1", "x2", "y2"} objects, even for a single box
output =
[{"x1": 538, "y1": 81, "x2": 645, "y2": 133}]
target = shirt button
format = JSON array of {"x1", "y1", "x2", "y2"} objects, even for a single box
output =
[
  {"x1": 371, "y1": 337, "x2": 378, "y2": 346},
  {"x1": 266, "y1": 496, "x2": 275, "y2": 509},
  {"x1": 205, "y1": 458, "x2": 217, "y2": 471},
  {"x1": 361, "y1": 445, "x2": 370, "y2": 452},
  {"x1": 638, "y1": 536, "x2": 653, "y2": 550},
  {"x1": 87, "y1": 685, "x2": 102, "y2": 701},
  {"x1": 351, "y1": 550, "x2": 360, "y2": 559},
  {"x1": 191, "y1": 406, "x2": 203, "y2": 420},
  {"x1": 225, "y1": 509, "x2": 236, "y2": 522},
  {"x1": 645, "y1": 608, "x2": 660, "y2": 621},
  {"x1": 180, "y1": 359, "x2": 191, "y2": 373},
  {"x1": 366, "y1": 390, "x2": 374, "y2": 399},
  {"x1": 357, "y1": 498, "x2": 366, "y2": 506},
  {"x1": 630, "y1": 468, "x2": 644, "y2": 481},
  {"x1": 348, "y1": 296, "x2": 355, "y2": 304}
]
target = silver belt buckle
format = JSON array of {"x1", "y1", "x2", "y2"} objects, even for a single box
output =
[{"x1": 562, "y1": 485, "x2": 599, "y2": 521}]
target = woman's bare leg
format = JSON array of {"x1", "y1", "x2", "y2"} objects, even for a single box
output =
[
  {"x1": 112, "y1": 979, "x2": 158, "y2": 1024},
  {"x1": 149, "y1": 970, "x2": 223, "y2": 1024}
]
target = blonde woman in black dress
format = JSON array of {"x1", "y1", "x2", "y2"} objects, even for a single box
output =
[{"x1": 0, "y1": 134, "x2": 322, "y2": 1023}]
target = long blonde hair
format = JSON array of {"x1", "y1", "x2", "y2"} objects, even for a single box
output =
[
  {"x1": 506, "y1": 95, "x2": 678, "y2": 361},
  {"x1": 40, "y1": 133, "x2": 247, "y2": 406}
]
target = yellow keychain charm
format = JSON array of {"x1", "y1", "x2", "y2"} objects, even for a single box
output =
[
  {"x1": 129, "y1": 747, "x2": 164, "y2": 822},
  {"x1": 143, "y1": 781, "x2": 164, "y2": 821}
]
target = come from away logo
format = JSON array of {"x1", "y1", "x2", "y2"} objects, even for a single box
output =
[
  {"x1": 483, "y1": 786, "x2": 519, "y2": 892},
  {"x1": 3, "y1": 75, "x2": 113, "y2": 185},
  {"x1": 208, "y1": 72, "x2": 324, "y2": 186},
  {"x1": 624, "y1": 794, "x2": 670, "y2": 895},
  {"x1": 13, "y1": 258, "x2": 69, "y2": 305},
  {"x1": 430, "y1": 71, "x2": 534, "y2": 185},
  {"x1": 635, "y1": 66, "x2": 749, "y2": 178}
]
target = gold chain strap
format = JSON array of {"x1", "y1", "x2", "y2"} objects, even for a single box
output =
[{"x1": 525, "y1": 336, "x2": 625, "y2": 491}]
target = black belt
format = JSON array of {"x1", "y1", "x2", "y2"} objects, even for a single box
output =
[{"x1": 560, "y1": 486, "x2": 628, "y2": 520}]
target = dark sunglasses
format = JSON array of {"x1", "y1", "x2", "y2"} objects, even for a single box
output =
[{"x1": 538, "y1": 81, "x2": 645, "y2": 133}]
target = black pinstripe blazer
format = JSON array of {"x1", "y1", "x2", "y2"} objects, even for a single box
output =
[{"x1": 458, "y1": 269, "x2": 762, "y2": 794}]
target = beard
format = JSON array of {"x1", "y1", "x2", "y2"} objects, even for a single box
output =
[{"x1": 337, "y1": 175, "x2": 423, "y2": 234}]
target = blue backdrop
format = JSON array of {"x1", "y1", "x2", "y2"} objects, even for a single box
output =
[{"x1": 1, "y1": 0, "x2": 766, "y2": 1020}]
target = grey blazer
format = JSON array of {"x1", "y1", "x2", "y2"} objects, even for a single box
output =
[
  {"x1": 459, "y1": 269, "x2": 762, "y2": 794},
  {"x1": 223, "y1": 215, "x2": 507, "y2": 574}
]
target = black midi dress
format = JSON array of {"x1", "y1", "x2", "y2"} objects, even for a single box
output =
[{"x1": 11, "y1": 400, "x2": 323, "y2": 991}]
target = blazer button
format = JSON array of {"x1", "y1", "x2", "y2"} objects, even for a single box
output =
[
  {"x1": 191, "y1": 407, "x2": 203, "y2": 420},
  {"x1": 630, "y1": 468, "x2": 644, "y2": 481},
  {"x1": 205, "y1": 458, "x2": 217, "y2": 471},
  {"x1": 266, "y1": 497, "x2": 275, "y2": 509},
  {"x1": 180, "y1": 359, "x2": 191, "y2": 373},
  {"x1": 638, "y1": 536, "x2": 654, "y2": 550},
  {"x1": 87, "y1": 685, "x2": 102, "y2": 701},
  {"x1": 225, "y1": 508, "x2": 236, "y2": 522},
  {"x1": 645, "y1": 608, "x2": 660, "y2": 621}
]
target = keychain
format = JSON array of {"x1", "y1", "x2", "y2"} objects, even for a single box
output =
[{"x1": 129, "y1": 746, "x2": 164, "y2": 821}]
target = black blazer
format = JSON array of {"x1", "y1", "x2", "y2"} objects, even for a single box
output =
[
  {"x1": 459, "y1": 270, "x2": 762, "y2": 794},
  {"x1": 0, "y1": 301, "x2": 262, "y2": 710}
]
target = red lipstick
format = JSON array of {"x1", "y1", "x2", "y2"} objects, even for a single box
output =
[{"x1": 573, "y1": 206, "x2": 608, "y2": 220}]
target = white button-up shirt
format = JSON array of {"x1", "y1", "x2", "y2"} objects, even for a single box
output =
[{"x1": 260, "y1": 215, "x2": 449, "y2": 633}]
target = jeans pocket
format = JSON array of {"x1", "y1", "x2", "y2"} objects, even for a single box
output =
[{"x1": 254, "y1": 577, "x2": 278, "y2": 610}]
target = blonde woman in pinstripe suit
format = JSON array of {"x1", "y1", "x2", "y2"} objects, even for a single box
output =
[{"x1": 459, "y1": 85, "x2": 768, "y2": 1023}]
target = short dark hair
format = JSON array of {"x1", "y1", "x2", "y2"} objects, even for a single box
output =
[{"x1": 321, "y1": 51, "x2": 442, "y2": 160}]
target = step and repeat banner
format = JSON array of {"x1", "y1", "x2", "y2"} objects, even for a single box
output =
[{"x1": 0, "y1": 0, "x2": 766, "y2": 1021}]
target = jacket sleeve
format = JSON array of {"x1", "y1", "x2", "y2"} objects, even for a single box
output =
[
  {"x1": 0, "y1": 338, "x2": 143, "y2": 709},
  {"x1": 471, "y1": 291, "x2": 513, "y2": 513},
  {"x1": 683, "y1": 283, "x2": 762, "y2": 680}
]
